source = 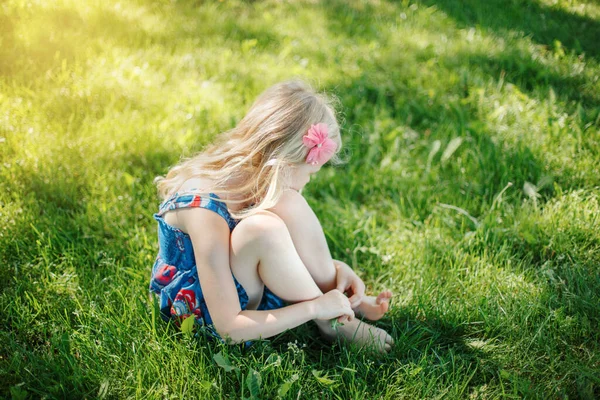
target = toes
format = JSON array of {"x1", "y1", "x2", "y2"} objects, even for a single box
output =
[{"x1": 376, "y1": 291, "x2": 392, "y2": 304}]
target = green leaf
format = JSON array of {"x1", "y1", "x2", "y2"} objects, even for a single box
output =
[
  {"x1": 329, "y1": 318, "x2": 344, "y2": 330},
  {"x1": 246, "y1": 368, "x2": 262, "y2": 398},
  {"x1": 180, "y1": 315, "x2": 196, "y2": 335},
  {"x1": 97, "y1": 379, "x2": 110, "y2": 399},
  {"x1": 199, "y1": 380, "x2": 213, "y2": 390},
  {"x1": 426, "y1": 140, "x2": 441, "y2": 172},
  {"x1": 441, "y1": 137, "x2": 463, "y2": 163},
  {"x1": 311, "y1": 369, "x2": 336, "y2": 386},
  {"x1": 277, "y1": 374, "x2": 299, "y2": 397},
  {"x1": 277, "y1": 381, "x2": 292, "y2": 397},
  {"x1": 121, "y1": 171, "x2": 136, "y2": 186},
  {"x1": 500, "y1": 369, "x2": 511, "y2": 380},
  {"x1": 10, "y1": 385, "x2": 28, "y2": 400},
  {"x1": 213, "y1": 352, "x2": 238, "y2": 372}
]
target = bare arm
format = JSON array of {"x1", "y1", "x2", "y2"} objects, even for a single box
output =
[{"x1": 180, "y1": 207, "x2": 347, "y2": 344}]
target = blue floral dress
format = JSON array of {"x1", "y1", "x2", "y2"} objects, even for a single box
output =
[{"x1": 149, "y1": 191, "x2": 286, "y2": 341}]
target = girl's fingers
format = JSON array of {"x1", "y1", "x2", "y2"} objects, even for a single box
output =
[
  {"x1": 337, "y1": 314, "x2": 347, "y2": 323},
  {"x1": 348, "y1": 294, "x2": 363, "y2": 307},
  {"x1": 337, "y1": 313, "x2": 353, "y2": 323},
  {"x1": 347, "y1": 308, "x2": 355, "y2": 321},
  {"x1": 353, "y1": 280, "x2": 366, "y2": 297},
  {"x1": 385, "y1": 334, "x2": 394, "y2": 346}
]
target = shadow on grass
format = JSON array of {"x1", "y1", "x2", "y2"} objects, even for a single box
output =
[
  {"x1": 318, "y1": 76, "x2": 551, "y2": 218},
  {"x1": 423, "y1": 0, "x2": 600, "y2": 61},
  {"x1": 249, "y1": 309, "x2": 506, "y2": 395},
  {"x1": 318, "y1": 0, "x2": 600, "y2": 107},
  {"x1": 452, "y1": 49, "x2": 600, "y2": 109}
]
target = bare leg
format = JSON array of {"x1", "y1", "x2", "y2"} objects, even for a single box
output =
[
  {"x1": 230, "y1": 212, "x2": 394, "y2": 352},
  {"x1": 230, "y1": 212, "x2": 324, "y2": 308}
]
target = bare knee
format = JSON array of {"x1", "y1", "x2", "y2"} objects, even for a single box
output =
[{"x1": 231, "y1": 211, "x2": 288, "y2": 251}]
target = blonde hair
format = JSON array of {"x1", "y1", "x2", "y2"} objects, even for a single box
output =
[{"x1": 155, "y1": 79, "x2": 342, "y2": 219}]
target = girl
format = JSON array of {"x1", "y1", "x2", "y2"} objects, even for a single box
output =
[{"x1": 150, "y1": 80, "x2": 394, "y2": 353}]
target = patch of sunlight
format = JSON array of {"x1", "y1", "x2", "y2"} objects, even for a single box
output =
[
  {"x1": 63, "y1": 0, "x2": 168, "y2": 38},
  {"x1": 538, "y1": 0, "x2": 600, "y2": 19},
  {"x1": 465, "y1": 338, "x2": 497, "y2": 351},
  {"x1": 496, "y1": 267, "x2": 541, "y2": 296},
  {"x1": 44, "y1": 265, "x2": 81, "y2": 298},
  {"x1": 0, "y1": 199, "x2": 24, "y2": 239},
  {"x1": 472, "y1": 83, "x2": 581, "y2": 163},
  {"x1": 523, "y1": 189, "x2": 600, "y2": 252},
  {"x1": 542, "y1": 189, "x2": 600, "y2": 224}
]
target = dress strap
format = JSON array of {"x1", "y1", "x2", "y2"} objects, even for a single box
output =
[{"x1": 157, "y1": 190, "x2": 238, "y2": 230}]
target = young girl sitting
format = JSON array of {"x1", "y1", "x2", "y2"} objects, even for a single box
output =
[{"x1": 150, "y1": 80, "x2": 394, "y2": 353}]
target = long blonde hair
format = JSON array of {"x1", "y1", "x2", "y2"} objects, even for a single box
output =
[{"x1": 155, "y1": 79, "x2": 342, "y2": 219}]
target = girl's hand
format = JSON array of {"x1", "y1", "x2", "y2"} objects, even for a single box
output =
[
  {"x1": 334, "y1": 260, "x2": 365, "y2": 309},
  {"x1": 311, "y1": 289, "x2": 355, "y2": 323}
]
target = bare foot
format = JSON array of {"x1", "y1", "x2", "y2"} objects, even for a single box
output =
[
  {"x1": 355, "y1": 290, "x2": 392, "y2": 321},
  {"x1": 316, "y1": 318, "x2": 394, "y2": 354}
]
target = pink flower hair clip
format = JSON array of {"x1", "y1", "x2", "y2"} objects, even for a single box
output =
[{"x1": 302, "y1": 123, "x2": 337, "y2": 166}]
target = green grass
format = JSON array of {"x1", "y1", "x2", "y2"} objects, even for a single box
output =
[{"x1": 1, "y1": 0, "x2": 599, "y2": 398}]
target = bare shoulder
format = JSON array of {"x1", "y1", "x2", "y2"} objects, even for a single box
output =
[
  {"x1": 163, "y1": 205, "x2": 228, "y2": 235},
  {"x1": 178, "y1": 207, "x2": 231, "y2": 249},
  {"x1": 162, "y1": 177, "x2": 215, "y2": 231}
]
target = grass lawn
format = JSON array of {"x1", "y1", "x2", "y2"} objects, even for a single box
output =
[{"x1": 1, "y1": 0, "x2": 599, "y2": 398}]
